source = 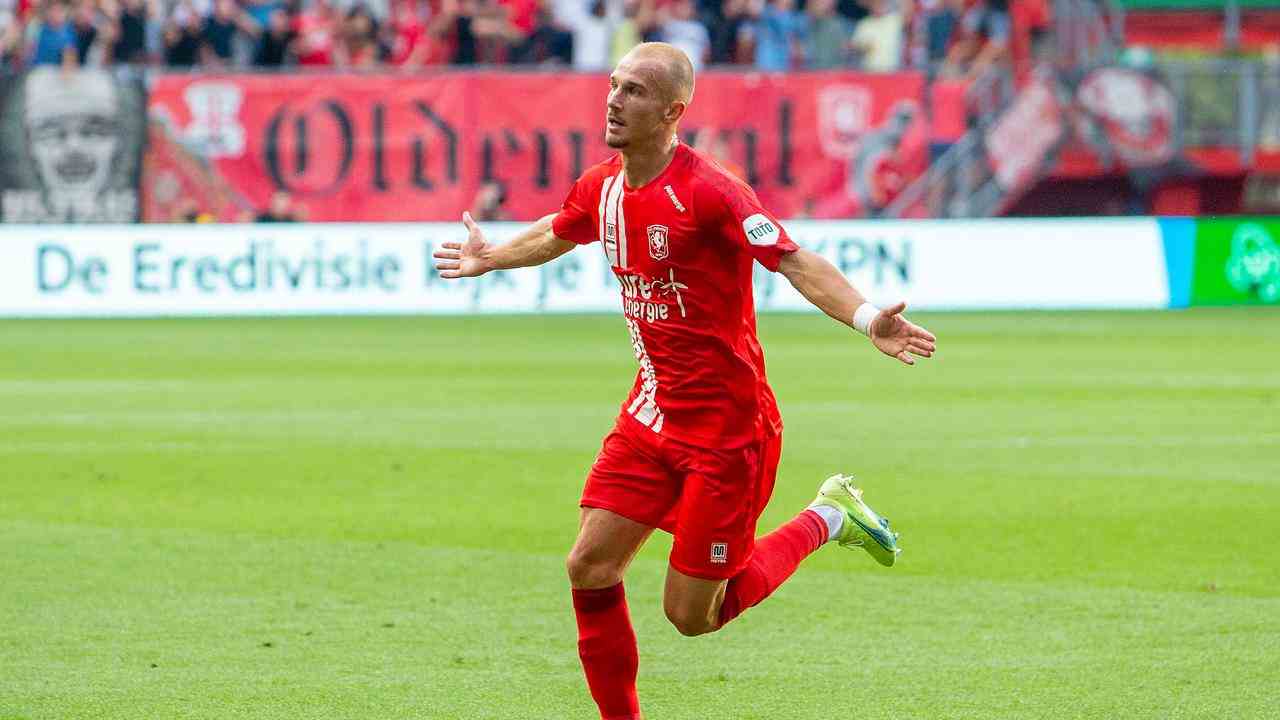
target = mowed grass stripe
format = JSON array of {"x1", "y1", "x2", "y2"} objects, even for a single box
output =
[{"x1": 1, "y1": 520, "x2": 1277, "y2": 720}]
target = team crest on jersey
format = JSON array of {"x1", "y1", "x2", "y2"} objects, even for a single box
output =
[{"x1": 647, "y1": 224, "x2": 670, "y2": 261}]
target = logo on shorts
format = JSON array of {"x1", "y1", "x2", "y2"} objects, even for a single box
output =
[
  {"x1": 647, "y1": 224, "x2": 670, "y2": 261},
  {"x1": 710, "y1": 542, "x2": 728, "y2": 564}
]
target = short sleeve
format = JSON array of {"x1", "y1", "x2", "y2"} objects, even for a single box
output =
[
  {"x1": 551, "y1": 172, "x2": 599, "y2": 246},
  {"x1": 702, "y1": 178, "x2": 798, "y2": 272}
]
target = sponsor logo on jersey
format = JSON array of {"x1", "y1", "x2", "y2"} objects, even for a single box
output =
[
  {"x1": 618, "y1": 268, "x2": 689, "y2": 323},
  {"x1": 710, "y1": 542, "x2": 728, "y2": 564},
  {"x1": 647, "y1": 224, "x2": 670, "y2": 261},
  {"x1": 743, "y1": 213, "x2": 780, "y2": 246},
  {"x1": 664, "y1": 184, "x2": 686, "y2": 213}
]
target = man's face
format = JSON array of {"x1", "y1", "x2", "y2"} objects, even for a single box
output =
[
  {"x1": 605, "y1": 57, "x2": 672, "y2": 149},
  {"x1": 29, "y1": 112, "x2": 119, "y2": 197},
  {"x1": 268, "y1": 8, "x2": 288, "y2": 31},
  {"x1": 269, "y1": 191, "x2": 292, "y2": 215},
  {"x1": 74, "y1": 1, "x2": 95, "y2": 24}
]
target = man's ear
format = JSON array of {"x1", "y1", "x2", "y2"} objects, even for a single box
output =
[{"x1": 665, "y1": 101, "x2": 688, "y2": 125}]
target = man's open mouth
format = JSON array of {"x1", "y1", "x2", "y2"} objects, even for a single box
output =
[{"x1": 54, "y1": 154, "x2": 99, "y2": 184}]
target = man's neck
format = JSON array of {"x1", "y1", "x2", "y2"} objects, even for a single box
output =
[{"x1": 621, "y1": 135, "x2": 679, "y2": 189}]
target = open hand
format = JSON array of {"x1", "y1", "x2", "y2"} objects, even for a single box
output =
[
  {"x1": 870, "y1": 302, "x2": 936, "y2": 366},
  {"x1": 432, "y1": 211, "x2": 492, "y2": 279}
]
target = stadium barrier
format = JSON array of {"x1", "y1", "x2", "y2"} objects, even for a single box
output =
[{"x1": 1, "y1": 218, "x2": 1276, "y2": 317}]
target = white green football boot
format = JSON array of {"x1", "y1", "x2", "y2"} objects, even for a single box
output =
[{"x1": 810, "y1": 474, "x2": 901, "y2": 567}]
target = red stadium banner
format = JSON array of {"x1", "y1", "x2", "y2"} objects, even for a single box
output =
[{"x1": 143, "y1": 71, "x2": 928, "y2": 222}]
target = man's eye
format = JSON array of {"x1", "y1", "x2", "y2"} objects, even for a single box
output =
[
  {"x1": 32, "y1": 125, "x2": 64, "y2": 142},
  {"x1": 80, "y1": 118, "x2": 117, "y2": 138}
]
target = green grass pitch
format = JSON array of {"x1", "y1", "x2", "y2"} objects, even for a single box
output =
[{"x1": 1, "y1": 309, "x2": 1278, "y2": 719}]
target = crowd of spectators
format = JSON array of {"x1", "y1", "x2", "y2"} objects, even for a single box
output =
[{"x1": 0, "y1": 0, "x2": 1049, "y2": 75}]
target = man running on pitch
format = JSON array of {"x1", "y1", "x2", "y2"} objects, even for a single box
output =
[{"x1": 433, "y1": 42, "x2": 937, "y2": 720}]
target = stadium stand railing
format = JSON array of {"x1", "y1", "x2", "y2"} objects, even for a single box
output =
[
  {"x1": 888, "y1": 56, "x2": 1280, "y2": 219},
  {"x1": 1114, "y1": 0, "x2": 1280, "y2": 50},
  {"x1": 887, "y1": 0, "x2": 1122, "y2": 219},
  {"x1": 887, "y1": 0, "x2": 1280, "y2": 219}
]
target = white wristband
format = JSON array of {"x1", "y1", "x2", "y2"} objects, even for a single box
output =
[{"x1": 852, "y1": 302, "x2": 880, "y2": 336}]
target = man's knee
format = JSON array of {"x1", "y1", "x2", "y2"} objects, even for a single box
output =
[
  {"x1": 565, "y1": 545, "x2": 627, "y2": 588},
  {"x1": 663, "y1": 598, "x2": 718, "y2": 637}
]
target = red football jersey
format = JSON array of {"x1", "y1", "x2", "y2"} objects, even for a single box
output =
[{"x1": 552, "y1": 143, "x2": 799, "y2": 449}]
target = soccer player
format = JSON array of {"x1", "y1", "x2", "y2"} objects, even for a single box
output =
[{"x1": 433, "y1": 42, "x2": 937, "y2": 720}]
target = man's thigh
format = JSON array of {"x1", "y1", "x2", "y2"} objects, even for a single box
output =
[
  {"x1": 567, "y1": 506, "x2": 655, "y2": 589},
  {"x1": 667, "y1": 433, "x2": 783, "y2": 582},
  {"x1": 580, "y1": 423, "x2": 682, "y2": 531},
  {"x1": 569, "y1": 424, "x2": 677, "y2": 589}
]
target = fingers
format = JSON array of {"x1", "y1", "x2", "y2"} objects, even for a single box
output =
[
  {"x1": 438, "y1": 269, "x2": 462, "y2": 279},
  {"x1": 895, "y1": 350, "x2": 915, "y2": 366},
  {"x1": 907, "y1": 342, "x2": 933, "y2": 358},
  {"x1": 434, "y1": 260, "x2": 460, "y2": 271},
  {"x1": 886, "y1": 302, "x2": 937, "y2": 344},
  {"x1": 907, "y1": 321, "x2": 938, "y2": 343},
  {"x1": 909, "y1": 335, "x2": 936, "y2": 354},
  {"x1": 461, "y1": 211, "x2": 478, "y2": 232},
  {"x1": 432, "y1": 247, "x2": 461, "y2": 260}
]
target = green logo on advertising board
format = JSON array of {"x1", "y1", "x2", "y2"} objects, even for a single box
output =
[
  {"x1": 1191, "y1": 218, "x2": 1280, "y2": 306},
  {"x1": 1224, "y1": 223, "x2": 1280, "y2": 303}
]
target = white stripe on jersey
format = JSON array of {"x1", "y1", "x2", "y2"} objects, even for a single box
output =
[
  {"x1": 603, "y1": 172, "x2": 625, "y2": 269},
  {"x1": 623, "y1": 317, "x2": 664, "y2": 432},
  {"x1": 598, "y1": 173, "x2": 618, "y2": 267},
  {"x1": 614, "y1": 175, "x2": 628, "y2": 268}
]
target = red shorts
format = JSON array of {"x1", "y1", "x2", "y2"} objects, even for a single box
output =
[{"x1": 580, "y1": 416, "x2": 782, "y2": 580}]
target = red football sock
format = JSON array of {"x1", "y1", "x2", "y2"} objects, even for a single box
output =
[
  {"x1": 717, "y1": 509, "x2": 828, "y2": 627},
  {"x1": 572, "y1": 582, "x2": 641, "y2": 720}
]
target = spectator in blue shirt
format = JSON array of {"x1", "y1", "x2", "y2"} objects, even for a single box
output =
[
  {"x1": 30, "y1": 1, "x2": 79, "y2": 67},
  {"x1": 747, "y1": 0, "x2": 806, "y2": 72}
]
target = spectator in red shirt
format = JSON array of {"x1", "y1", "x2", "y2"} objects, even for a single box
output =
[
  {"x1": 1010, "y1": 0, "x2": 1049, "y2": 68},
  {"x1": 501, "y1": 0, "x2": 537, "y2": 36},
  {"x1": 293, "y1": 0, "x2": 338, "y2": 64},
  {"x1": 388, "y1": 0, "x2": 433, "y2": 64}
]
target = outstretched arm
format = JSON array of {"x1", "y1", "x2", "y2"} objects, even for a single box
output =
[
  {"x1": 433, "y1": 212, "x2": 575, "y2": 279},
  {"x1": 777, "y1": 248, "x2": 937, "y2": 366}
]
